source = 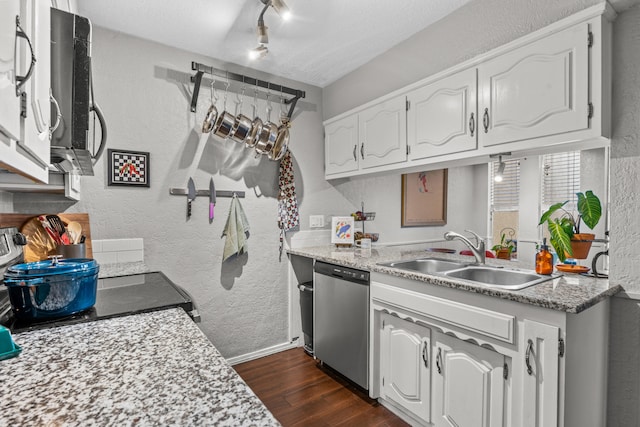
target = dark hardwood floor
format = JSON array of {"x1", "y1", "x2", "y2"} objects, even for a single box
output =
[{"x1": 234, "y1": 348, "x2": 409, "y2": 427}]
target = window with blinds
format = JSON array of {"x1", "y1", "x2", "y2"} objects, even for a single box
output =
[
  {"x1": 541, "y1": 151, "x2": 581, "y2": 210},
  {"x1": 490, "y1": 159, "x2": 520, "y2": 211}
]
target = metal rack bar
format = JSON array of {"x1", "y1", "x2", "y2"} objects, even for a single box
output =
[
  {"x1": 169, "y1": 188, "x2": 245, "y2": 198},
  {"x1": 189, "y1": 61, "x2": 305, "y2": 118}
]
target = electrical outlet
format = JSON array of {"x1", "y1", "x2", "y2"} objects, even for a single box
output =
[{"x1": 309, "y1": 215, "x2": 325, "y2": 228}]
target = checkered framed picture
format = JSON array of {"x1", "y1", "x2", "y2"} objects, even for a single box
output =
[{"x1": 107, "y1": 149, "x2": 150, "y2": 187}]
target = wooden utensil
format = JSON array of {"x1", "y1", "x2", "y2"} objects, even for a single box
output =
[{"x1": 67, "y1": 221, "x2": 82, "y2": 244}]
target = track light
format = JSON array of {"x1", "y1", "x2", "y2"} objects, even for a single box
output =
[
  {"x1": 257, "y1": 19, "x2": 268, "y2": 44},
  {"x1": 271, "y1": 0, "x2": 291, "y2": 20},
  {"x1": 249, "y1": 45, "x2": 269, "y2": 60},
  {"x1": 495, "y1": 156, "x2": 506, "y2": 182}
]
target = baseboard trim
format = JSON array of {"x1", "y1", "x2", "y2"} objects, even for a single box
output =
[{"x1": 226, "y1": 340, "x2": 300, "y2": 366}]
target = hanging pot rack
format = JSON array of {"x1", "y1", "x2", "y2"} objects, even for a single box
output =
[{"x1": 190, "y1": 61, "x2": 305, "y2": 119}]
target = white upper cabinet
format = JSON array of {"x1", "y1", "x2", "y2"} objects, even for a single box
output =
[
  {"x1": 17, "y1": 0, "x2": 51, "y2": 168},
  {"x1": 0, "y1": 0, "x2": 21, "y2": 142},
  {"x1": 0, "y1": 0, "x2": 50, "y2": 182},
  {"x1": 408, "y1": 68, "x2": 478, "y2": 160},
  {"x1": 324, "y1": 4, "x2": 611, "y2": 179},
  {"x1": 479, "y1": 22, "x2": 590, "y2": 147},
  {"x1": 325, "y1": 114, "x2": 359, "y2": 176},
  {"x1": 358, "y1": 95, "x2": 407, "y2": 169},
  {"x1": 324, "y1": 95, "x2": 407, "y2": 178}
]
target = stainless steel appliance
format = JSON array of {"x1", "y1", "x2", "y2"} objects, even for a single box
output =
[
  {"x1": 50, "y1": 8, "x2": 106, "y2": 176},
  {"x1": 314, "y1": 261, "x2": 369, "y2": 389}
]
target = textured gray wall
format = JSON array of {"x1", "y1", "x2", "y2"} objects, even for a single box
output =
[{"x1": 607, "y1": 3, "x2": 640, "y2": 425}]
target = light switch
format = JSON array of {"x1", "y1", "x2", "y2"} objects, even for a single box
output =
[{"x1": 310, "y1": 215, "x2": 325, "y2": 228}]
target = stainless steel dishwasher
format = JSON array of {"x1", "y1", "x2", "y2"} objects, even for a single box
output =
[{"x1": 314, "y1": 261, "x2": 370, "y2": 390}]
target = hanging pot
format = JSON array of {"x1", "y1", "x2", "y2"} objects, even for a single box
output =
[
  {"x1": 245, "y1": 89, "x2": 263, "y2": 148},
  {"x1": 269, "y1": 119, "x2": 290, "y2": 161},
  {"x1": 255, "y1": 95, "x2": 277, "y2": 155},
  {"x1": 201, "y1": 81, "x2": 218, "y2": 133},
  {"x1": 213, "y1": 81, "x2": 235, "y2": 139},
  {"x1": 230, "y1": 88, "x2": 252, "y2": 143}
]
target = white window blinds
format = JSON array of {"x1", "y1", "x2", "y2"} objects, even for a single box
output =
[
  {"x1": 541, "y1": 151, "x2": 581, "y2": 209},
  {"x1": 491, "y1": 159, "x2": 520, "y2": 211}
]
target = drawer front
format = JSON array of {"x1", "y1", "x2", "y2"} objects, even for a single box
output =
[{"x1": 372, "y1": 281, "x2": 515, "y2": 344}]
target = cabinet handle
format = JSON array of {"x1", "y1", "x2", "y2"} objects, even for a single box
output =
[
  {"x1": 14, "y1": 16, "x2": 37, "y2": 96},
  {"x1": 422, "y1": 342, "x2": 429, "y2": 368},
  {"x1": 469, "y1": 112, "x2": 475, "y2": 137},
  {"x1": 360, "y1": 143, "x2": 365, "y2": 159},
  {"x1": 436, "y1": 347, "x2": 442, "y2": 374},
  {"x1": 353, "y1": 145, "x2": 357, "y2": 161},
  {"x1": 49, "y1": 92, "x2": 62, "y2": 136},
  {"x1": 525, "y1": 339, "x2": 534, "y2": 375},
  {"x1": 483, "y1": 108, "x2": 489, "y2": 133}
]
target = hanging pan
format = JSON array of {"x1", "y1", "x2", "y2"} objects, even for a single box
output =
[
  {"x1": 255, "y1": 93, "x2": 278, "y2": 155},
  {"x1": 245, "y1": 88, "x2": 263, "y2": 148},
  {"x1": 201, "y1": 80, "x2": 218, "y2": 133},
  {"x1": 213, "y1": 80, "x2": 235, "y2": 139},
  {"x1": 230, "y1": 87, "x2": 253, "y2": 143},
  {"x1": 269, "y1": 96, "x2": 291, "y2": 161}
]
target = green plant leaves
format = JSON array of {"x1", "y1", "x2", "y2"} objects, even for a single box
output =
[
  {"x1": 547, "y1": 219, "x2": 573, "y2": 263},
  {"x1": 577, "y1": 190, "x2": 602, "y2": 230},
  {"x1": 539, "y1": 201, "x2": 568, "y2": 225}
]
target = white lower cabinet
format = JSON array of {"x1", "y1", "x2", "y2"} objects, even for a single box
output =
[
  {"x1": 370, "y1": 274, "x2": 609, "y2": 427},
  {"x1": 380, "y1": 313, "x2": 431, "y2": 422},
  {"x1": 432, "y1": 332, "x2": 506, "y2": 427}
]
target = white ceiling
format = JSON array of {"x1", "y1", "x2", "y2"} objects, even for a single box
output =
[{"x1": 76, "y1": 0, "x2": 473, "y2": 87}]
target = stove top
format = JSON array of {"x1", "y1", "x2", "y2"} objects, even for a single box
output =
[{"x1": 1, "y1": 271, "x2": 198, "y2": 332}]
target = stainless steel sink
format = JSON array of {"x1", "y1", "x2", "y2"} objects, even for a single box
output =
[
  {"x1": 444, "y1": 266, "x2": 556, "y2": 290},
  {"x1": 378, "y1": 258, "x2": 470, "y2": 274}
]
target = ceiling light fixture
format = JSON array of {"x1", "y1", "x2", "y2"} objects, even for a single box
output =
[
  {"x1": 249, "y1": 45, "x2": 269, "y2": 60},
  {"x1": 249, "y1": 0, "x2": 291, "y2": 60},
  {"x1": 270, "y1": 0, "x2": 292, "y2": 20},
  {"x1": 490, "y1": 152, "x2": 511, "y2": 183}
]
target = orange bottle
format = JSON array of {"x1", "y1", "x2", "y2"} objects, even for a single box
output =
[{"x1": 536, "y1": 238, "x2": 553, "y2": 275}]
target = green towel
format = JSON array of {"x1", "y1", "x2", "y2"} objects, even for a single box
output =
[{"x1": 221, "y1": 195, "x2": 250, "y2": 261}]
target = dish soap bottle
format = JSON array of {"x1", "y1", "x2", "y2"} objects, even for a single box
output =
[{"x1": 536, "y1": 238, "x2": 553, "y2": 275}]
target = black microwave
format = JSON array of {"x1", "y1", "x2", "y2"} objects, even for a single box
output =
[{"x1": 50, "y1": 8, "x2": 106, "y2": 176}]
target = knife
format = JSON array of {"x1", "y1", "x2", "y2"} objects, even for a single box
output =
[
  {"x1": 187, "y1": 177, "x2": 196, "y2": 218},
  {"x1": 209, "y1": 177, "x2": 216, "y2": 221}
]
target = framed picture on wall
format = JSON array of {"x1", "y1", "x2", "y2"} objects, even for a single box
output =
[
  {"x1": 107, "y1": 149, "x2": 150, "y2": 187},
  {"x1": 401, "y1": 169, "x2": 448, "y2": 227}
]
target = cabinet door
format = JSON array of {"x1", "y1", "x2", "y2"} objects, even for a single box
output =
[
  {"x1": 408, "y1": 68, "x2": 477, "y2": 160},
  {"x1": 17, "y1": 0, "x2": 51, "y2": 167},
  {"x1": 325, "y1": 114, "x2": 359, "y2": 176},
  {"x1": 380, "y1": 313, "x2": 431, "y2": 422},
  {"x1": 479, "y1": 22, "x2": 589, "y2": 147},
  {"x1": 521, "y1": 320, "x2": 559, "y2": 427},
  {"x1": 0, "y1": 0, "x2": 21, "y2": 141},
  {"x1": 433, "y1": 332, "x2": 506, "y2": 427},
  {"x1": 358, "y1": 95, "x2": 407, "y2": 169}
]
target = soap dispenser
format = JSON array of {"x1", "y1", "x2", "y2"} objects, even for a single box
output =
[{"x1": 536, "y1": 238, "x2": 553, "y2": 275}]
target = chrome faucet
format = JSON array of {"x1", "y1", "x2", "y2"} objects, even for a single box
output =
[{"x1": 444, "y1": 229, "x2": 485, "y2": 264}]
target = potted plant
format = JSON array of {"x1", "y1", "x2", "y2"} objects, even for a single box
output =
[
  {"x1": 491, "y1": 233, "x2": 515, "y2": 260},
  {"x1": 538, "y1": 190, "x2": 602, "y2": 263}
]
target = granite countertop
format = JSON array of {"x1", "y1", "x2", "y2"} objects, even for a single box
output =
[
  {"x1": 0, "y1": 308, "x2": 280, "y2": 427},
  {"x1": 288, "y1": 245, "x2": 622, "y2": 313}
]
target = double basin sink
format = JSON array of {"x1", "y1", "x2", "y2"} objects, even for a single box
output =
[{"x1": 378, "y1": 258, "x2": 557, "y2": 290}]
